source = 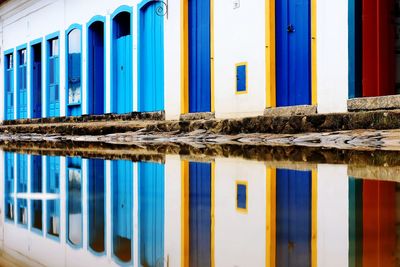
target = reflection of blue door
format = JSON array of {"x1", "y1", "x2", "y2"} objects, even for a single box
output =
[
  {"x1": 31, "y1": 43, "x2": 42, "y2": 118},
  {"x1": 17, "y1": 154, "x2": 28, "y2": 193},
  {"x1": 46, "y1": 156, "x2": 60, "y2": 238},
  {"x1": 4, "y1": 53, "x2": 14, "y2": 120},
  {"x1": 5, "y1": 152, "x2": 14, "y2": 221},
  {"x1": 88, "y1": 159, "x2": 105, "y2": 253},
  {"x1": 138, "y1": 1, "x2": 164, "y2": 112},
  {"x1": 276, "y1": 0, "x2": 311, "y2": 107},
  {"x1": 31, "y1": 155, "x2": 42, "y2": 193},
  {"x1": 88, "y1": 22, "x2": 105, "y2": 115},
  {"x1": 17, "y1": 49, "x2": 27, "y2": 119},
  {"x1": 189, "y1": 162, "x2": 211, "y2": 267},
  {"x1": 67, "y1": 157, "x2": 82, "y2": 246},
  {"x1": 47, "y1": 156, "x2": 60, "y2": 193},
  {"x1": 276, "y1": 169, "x2": 311, "y2": 266},
  {"x1": 47, "y1": 38, "x2": 60, "y2": 117},
  {"x1": 188, "y1": 0, "x2": 211, "y2": 113},
  {"x1": 139, "y1": 162, "x2": 165, "y2": 266},
  {"x1": 31, "y1": 200, "x2": 43, "y2": 231},
  {"x1": 112, "y1": 160, "x2": 133, "y2": 263}
]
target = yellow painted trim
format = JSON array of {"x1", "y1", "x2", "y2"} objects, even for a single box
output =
[
  {"x1": 311, "y1": 0, "x2": 317, "y2": 105},
  {"x1": 211, "y1": 162, "x2": 215, "y2": 267},
  {"x1": 311, "y1": 169, "x2": 318, "y2": 267},
  {"x1": 181, "y1": 160, "x2": 189, "y2": 267},
  {"x1": 235, "y1": 62, "x2": 249, "y2": 95},
  {"x1": 235, "y1": 180, "x2": 248, "y2": 213},
  {"x1": 266, "y1": 0, "x2": 276, "y2": 108},
  {"x1": 210, "y1": 0, "x2": 215, "y2": 112},
  {"x1": 180, "y1": 0, "x2": 214, "y2": 114},
  {"x1": 266, "y1": 168, "x2": 276, "y2": 267},
  {"x1": 180, "y1": 0, "x2": 189, "y2": 114}
]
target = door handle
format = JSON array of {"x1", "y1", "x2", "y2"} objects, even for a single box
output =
[{"x1": 287, "y1": 24, "x2": 295, "y2": 33}]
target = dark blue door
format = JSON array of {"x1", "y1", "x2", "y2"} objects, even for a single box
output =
[
  {"x1": 276, "y1": 169, "x2": 311, "y2": 266},
  {"x1": 31, "y1": 155, "x2": 42, "y2": 193},
  {"x1": 88, "y1": 22, "x2": 105, "y2": 115},
  {"x1": 188, "y1": 0, "x2": 211, "y2": 113},
  {"x1": 139, "y1": 162, "x2": 165, "y2": 267},
  {"x1": 88, "y1": 159, "x2": 105, "y2": 253},
  {"x1": 276, "y1": 0, "x2": 311, "y2": 106},
  {"x1": 138, "y1": 1, "x2": 164, "y2": 112},
  {"x1": 189, "y1": 162, "x2": 211, "y2": 267},
  {"x1": 4, "y1": 53, "x2": 14, "y2": 120},
  {"x1": 112, "y1": 160, "x2": 133, "y2": 263},
  {"x1": 31, "y1": 43, "x2": 42, "y2": 118},
  {"x1": 17, "y1": 49, "x2": 27, "y2": 119},
  {"x1": 47, "y1": 38, "x2": 60, "y2": 117}
]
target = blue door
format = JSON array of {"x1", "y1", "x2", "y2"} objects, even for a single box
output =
[
  {"x1": 88, "y1": 159, "x2": 105, "y2": 253},
  {"x1": 276, "y1": 0, "x2": 311, "y2": 106},
  {"x1": 189, "y1": 162, "x2": 212, "y2": 267},
  {"x1": 5, "y1": 152, "x2": 15, "y2": 221},
  {"x1": 31, "y1": 43, "x2": 42, "y2": 118},
  {"x1": 31, "y1": 155, "x2": 42, "y2": 193},
  {"x1": 112, "y1": 160, "x2": 133, "y2": 263},
  {"x1": 88, "y1": 21, "x2": 105, "y2": 115},
  {"x1": 66, "y1": 28, "x2": 82, "y2": 117},
  {"x1": 276, "y1": 169, "x2": 311, "y2": 266},
  {"x1": 47, "y1": 38, "x2": 60, "y2": 117},
  {"x1": 112, "y1": 11, "x2": 133, "y2": 114},
  {"x1": 17, "y1": 48, "x2": 27, "y2": 119},
  {"x1": 139, "y1": 162, "x2": 165, "y2": 267},
  {"x1": 138, "y1": 1, "x2": 164, "y2": 112},
  {"x1": 4, "y1": 53, "x2": 14, "y2": 120},
  {"x1": 188, "y1": 0, "x2": 211, "y2": 113}
]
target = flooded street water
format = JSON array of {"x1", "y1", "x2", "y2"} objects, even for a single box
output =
[{"x1": 0, "y1": 147, "x2": 399, "y2": 267}]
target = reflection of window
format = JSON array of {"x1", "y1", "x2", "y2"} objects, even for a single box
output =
[
  {"x1": 47, "y1": 199, "x2": 60, "y2": 238},
  {"x1": 236, "y1": 181, "x2": 248, "y2": 213},
  {"x1": 67, "y1": 28, "x2": 81, "y2": 105},
  {"x1": 17, "y1": 199, "x2": 28, "y2": 226},
  {"x1": 68, "y1": 160, "x2": 82, "y2": 247}
]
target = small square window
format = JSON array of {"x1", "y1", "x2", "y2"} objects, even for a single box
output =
[
  {"x1": 236, "y1": 182, "x2": 247, "y2": 212},
  {"x1": 236, "y1": 63, "x2": 247, "y2": 93}
]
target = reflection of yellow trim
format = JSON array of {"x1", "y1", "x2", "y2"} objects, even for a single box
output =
[
  {"x1": 211, "y1": 162, "x2": 215, "y2": 267},
  {"x1": 311, "y1": 0, "x2": 317, "y2": 105},
  {"x1": 266, "y1": 0, "x2": 276, "y2": 108},
  {"x1": 235, "y1": 180, "x2": 248, "y2": 213},
  {"x1": 266, "y1": 168, "x2": 276, "y2": 267},
  {"x1": 180, "y1": 0, "x2": 189, "y2": 114},
  {"x1": 181, "y1": 161, "x2": 189, "y2": 267},
  {"x1": 235, "y1": 62, "x2": 248, "y2": 95},
  {"x1": 210, "y1": 0, "x2": 215, "y2": 112},
  {"x1": 180, "y1": 0, "x2": 214, "y2": 114},
  {"x1": 311, "y1": 169, "x2": 318, "y2": 267}
]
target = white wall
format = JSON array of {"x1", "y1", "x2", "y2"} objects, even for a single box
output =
[
  {"x1": 214, "y1": 0, "x2": 266, "y2": 118},
  {"x1": 317, "y1": 164, "x2": 349, "y2": 267},
  {"x1": 316, "y1": 0, "x2": 348, "y2": 113},
  {"x1": 214, "y1": 158, "x2": 266, "y2": 267}
]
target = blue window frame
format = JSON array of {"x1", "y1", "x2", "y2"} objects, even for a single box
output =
[
  {"x1": 5, "y1": 152, "x2": 15, "y2": 222},
  {"x1": 4, "y1": 49, "x2": 15, "y2": 120},
  {"x1": 46, "y1": 32, "x2": 60, "y2": 118},
  {"x1": 17, "y1": 45, "x2": 28, "y2": 119},
  {"x1": 66, "y1": 24, "x2": 82, "y2": 117}
]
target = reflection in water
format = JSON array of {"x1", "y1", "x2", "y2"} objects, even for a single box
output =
[{"x1": 1, "y1": 151, "x2": 400, "y2": 266}]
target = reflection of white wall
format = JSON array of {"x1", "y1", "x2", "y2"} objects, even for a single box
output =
[
  {"x1": 215, "y1": 158, "x2": 266, "y2": 267},
  {"x1": 317, "y1": 164, "x2": 349, "y2": 267},
  {"x1": 164, "y1": 155, "x2": 182, "y2": 267}
]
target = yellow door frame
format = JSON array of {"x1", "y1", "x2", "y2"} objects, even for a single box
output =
[
  {"x1": 265, "y1": 0, "x2": 317, "y2": 108},
  {"x1": 266, "y1": 168, "x2": 317, "y2": 267},
  {"x1": 180, "y1": 0, "x2": 215, "y2": 114}
]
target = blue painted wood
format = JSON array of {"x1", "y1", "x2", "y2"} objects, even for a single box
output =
[
  {"x1": 138, "y1": 1, "x2": 164, "y2": 112},
  {"x1": 4, "y1": 52, "x2": 14, "y2": 120},
  {"x1": 112, "y1": 11, "x2": 133, "y2": 114},
  {"x1": 188, "y1": 0, "x2": 211, "y2": 113},
  {"x1": 276, "y1": 169, "x2": 311, "y2": 266},
  {"x1": 31, "y1": 155, "x2": 42, "y2": 193},
  {"x1": 88, "y1": 21, "x2": 105, "y2": 115},
  {"x1": 88, "y1": 158, "x2": 105, "y2": 253},
  {"x1": 348, "y1": 0, "x2": 362, "y2": 99},
  {"x1": 47, "y1": 37, "x2": 60, "y2": 117},
  {"x1": 112, "y1": 160, "x2": 133, "y2": 263},
  {"x1": 31, "y1": 43, "x2": 42, "y2": 118},
  {"x1": 5, "y1": 152, "x2": 14, "y2": 221},
  {"x1": 236, "y1": 65, "x2": 246, "y2": 92},
  {"x1": 189, "y1": 162, "x2": 211, "y2": 267},
  {"x1": 17, "y1": 154, "x2": 28, "y2": 193},
  {"x1": 139, "y1": 162, "x2": 165, "y2": 267},
  {"x1": 17, "y1": 48, "x2": 27, "y2": 119},
  {"x1": 276, "y1": 0, "x2": 311, "y2": 106}
]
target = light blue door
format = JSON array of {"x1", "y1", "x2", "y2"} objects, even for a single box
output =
[
  {"x1": 47, "y1": 38, "x2": 60, "y2": 117},
  {"x1": 139, "y1": 162, "x2": 165, "y2": 267},
  {"x1": 4, "y1": 53, "x2": 14, "y2": 120},
  {"x1": 112, "y1": 160, "x2": 133, "y2": 263},
  {"x1": 138, "y1": 1, "x2": 164, "y2": 112},
  {"x1": 17, "y1": 49, "x2": 27, "y2": 119}
]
